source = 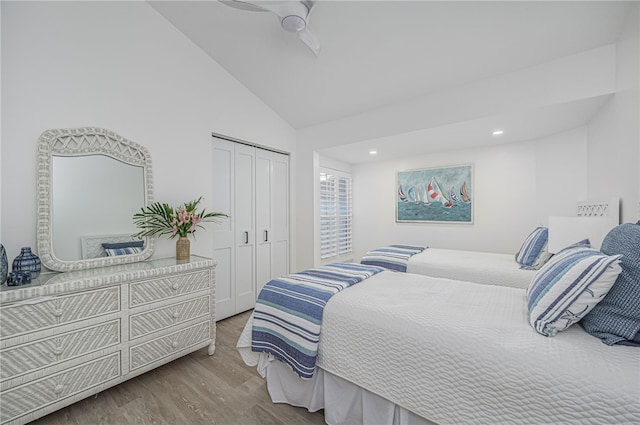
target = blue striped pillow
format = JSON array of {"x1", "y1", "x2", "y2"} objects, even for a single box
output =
[
  {"x1": 526, "y1": 244, "x2": 622, "y2": 337},
  {"x1": 102, "y1": 240, "x2": 144, "y2": 250},
  {"x1": 105, "y1": 246, "x2": 143, "y2": 256},
  {"x1": 515, "y1": 226, "x2": 552, "y2": 270}
]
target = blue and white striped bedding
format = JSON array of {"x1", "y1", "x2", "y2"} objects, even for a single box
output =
[
  {"x1": 360, "y1": 244, "x2": 427, "y2": 272},
  {"x1": 251, "y1": 262, "x2": 385, "y2": 379}
]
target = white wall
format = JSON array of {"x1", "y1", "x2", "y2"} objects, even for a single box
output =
[
  {"x1": 351, "y1": 128, "x2": 587, "y2": 260},
  {"x1": 296, "y1": 15, "x2": 640, "y2": 269},
  {"x1": 587, "y1": 3, "x2": 640, "y2": 223},
  {"x1": 1, "y1": 2, "x2": 296, "y2": 265},
  {"x1": 295, "y1": 46, "x2": 616, "y2": 271}
]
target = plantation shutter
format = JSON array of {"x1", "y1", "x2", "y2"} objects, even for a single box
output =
[{"x1": 320, "y1": 169, "x2": 352, "y2": 260}]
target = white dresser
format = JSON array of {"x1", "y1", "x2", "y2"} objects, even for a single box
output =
[{"x1": 0, "y1": 256, "x2": 216, "y2": 425}]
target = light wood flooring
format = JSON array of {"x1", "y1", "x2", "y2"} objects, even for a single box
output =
[{"x1": 32, "y1": 311, "x2": 326, "y2": 425}]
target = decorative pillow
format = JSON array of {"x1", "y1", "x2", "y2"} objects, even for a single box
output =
[
  {"x1": 581, "y1": 221, "x2": 640, "y2": 345},
  {"x1": 616, "y1": 331, "x2": 640, "y2": 347},
  {"x1": 526, "y1": 244, "x2": 622, "y2": 337},
  {"x1": 105, "y1": 246, "x2": 143, "y2": 256},
  {"x1": 515, "y1": 226, "x2": 552, "y2": 270},
  {"x1": 102, "y1": 240, "x2": 144, "y2": 250}
]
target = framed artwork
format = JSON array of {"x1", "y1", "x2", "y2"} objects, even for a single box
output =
[{"x1": 396, "y1": 164, "x2": 473, "y2": 223}]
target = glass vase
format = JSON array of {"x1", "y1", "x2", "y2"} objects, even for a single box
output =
[
  {"x1": 0, "y1": 244, "x2": 8, "y2": 285},
  {"x1": 12, "y1": 247, "x2": 41, "y2": 279}
]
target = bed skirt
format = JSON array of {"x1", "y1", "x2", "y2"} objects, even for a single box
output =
[
  {"x1": 238, "y1": 315, "x2": 435, "y2": 425},
  {"x1": 258, "y1": 353, "x2": 436, "y2": 425}
]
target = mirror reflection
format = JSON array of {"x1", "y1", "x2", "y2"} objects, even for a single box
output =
[{"x1": 52, "y1": 155, "x2": 145, "y2": 261}]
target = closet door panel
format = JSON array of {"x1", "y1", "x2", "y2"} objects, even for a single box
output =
[
  {"x1": 212, "y1": 140, "x2": 235, "y2": 320},
  {"x1": 272, "y1": 153, "x2": 290, "y2": 280},
  {"x1": 234, "y1": 145, "x2": 256, "y2": 312},
  {"x1": 255, "y1": 152, "x2": 273, "y2": 293}
]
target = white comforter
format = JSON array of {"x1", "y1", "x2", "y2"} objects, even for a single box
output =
[
  {"x1": 239, "y1": 271, "x2": 640, "y2": 424},
  {"x1": 406, "y1": 248, "x2": 535, "y2": 289}
]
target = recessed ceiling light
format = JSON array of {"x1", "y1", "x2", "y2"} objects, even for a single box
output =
[
  {"x1": 492, "y1": 129, "x2": 504, "y2": 136},
  {"x1": 369, "y1": 150, "x2": 377, "y2": 155}
]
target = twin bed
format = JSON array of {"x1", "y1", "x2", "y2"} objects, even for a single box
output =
[
  {"x1": 363, "y1": 246, "x2": 536, "y2": 289},
  {"x1": 359, "y1": 199, "x2": 621, "y2": 291},
  {"x1": 237, "y1": 199, "x2": 639, "y2": 425}
]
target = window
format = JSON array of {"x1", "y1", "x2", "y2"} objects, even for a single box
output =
[{"x1": 319, "y1": 169, "x2": 352, "y2": 260}]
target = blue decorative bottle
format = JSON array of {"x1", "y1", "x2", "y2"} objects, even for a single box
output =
[
  {"x1": 12, "y1": 247, "x2": 41, "y2": 279},
  {"x1": 0, "y1": 244, "x2": 8, "y2": 285}
]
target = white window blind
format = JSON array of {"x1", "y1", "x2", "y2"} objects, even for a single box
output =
[{"x1": 319, "y1": 169, "x2": 352, "y2": 260}]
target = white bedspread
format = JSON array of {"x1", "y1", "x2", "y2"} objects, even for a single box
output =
[
  {"x1": 239, "y1": 271, "x2": 640, "y2": 424},
  {"x1": 406, "y1": 248, "x2": 535, "y2": 289}
]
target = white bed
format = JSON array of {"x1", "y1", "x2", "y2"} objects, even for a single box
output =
[
  {"x1": 364, "y1": 198, "x2": 621, "y2": 290},
  {"x1": 404, "y1": 248, "x2": 534, "y2": 289},
  {"x1": 238, "y1": 270, "x2": 640, "y2": 425}
]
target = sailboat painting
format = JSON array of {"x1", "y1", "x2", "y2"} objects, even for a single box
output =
[{"x1": 396, "y1": 164, "x2": 473, "y2": 223}]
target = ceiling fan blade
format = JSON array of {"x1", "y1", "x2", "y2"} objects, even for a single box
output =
[
  {"x1": 221, "y1": 0, "x2": 321, "y2": 57},
  {"x1": 298, "y1": 27, "x2": 321, "y2": 56}
]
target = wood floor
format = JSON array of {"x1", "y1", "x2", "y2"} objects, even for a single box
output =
[{"x1": 32, "y1": 311, "x2": 326, "y2": 425}]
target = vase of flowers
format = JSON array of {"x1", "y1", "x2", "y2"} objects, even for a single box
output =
[{"x1": 133, "y1": 197, "x2": 228, "y2": 260}]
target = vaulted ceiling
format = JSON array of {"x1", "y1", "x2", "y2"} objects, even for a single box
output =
[{"x1": 150, "y1": 1, "x2": 633, "y2": 162}]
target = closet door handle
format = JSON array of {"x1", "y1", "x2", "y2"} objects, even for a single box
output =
[
  {"x1": 264, "y1": 230, "x2": 268, "y2": 242},
  {"x1": 244, "y1": 231, "x2": 249, "y2": 244}
]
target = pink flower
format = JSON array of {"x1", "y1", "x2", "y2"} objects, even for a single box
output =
[
  {"x1": 189, "y1": 225, "x2": 196, "y2": 233},
  {"x1": 172, "y1": 226, "x2": 178, "y2": 235},
  {"x1": 192, "y1": 215, "x2": 202, "y2": 225}
]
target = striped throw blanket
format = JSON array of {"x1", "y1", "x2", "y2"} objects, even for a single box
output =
[
  {"x1": 251, "y1": 262, "x2": 385, "y2": 379},
  {"x1": 360, "y1": 244, "x2": 427, "y2": 272}
]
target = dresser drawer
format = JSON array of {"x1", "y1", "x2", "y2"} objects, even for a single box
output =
[
  {"x1": 129, "y1": 296, "x2": 210, "y2": 339},
  {"x1": 0, "y1": 287, "x2": 120, "y2": 340},
  {"x1": 0, "y1": 352, "x2": 120, "y2": 424},
  {"x1": 0, "y1": 320, "x2": 120, "y2": 382},
  {"x1": 130, "y1": 321, "x2": 209, "y2": 371},
  {"x1": 130, "y1": 270, "x2": 211, "y2": 308}
]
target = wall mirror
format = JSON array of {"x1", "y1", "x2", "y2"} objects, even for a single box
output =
[{"x1": 37, "y1": 127, "x2": 155, "y2": 271}]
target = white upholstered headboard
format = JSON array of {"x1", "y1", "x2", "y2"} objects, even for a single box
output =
[{"x1": 548, "y1": 197, "x2": 620, "y2": 253}]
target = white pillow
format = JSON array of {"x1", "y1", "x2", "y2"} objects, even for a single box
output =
[{"x1": 526, "y1": 244, "x2": 622, "y2": 337}]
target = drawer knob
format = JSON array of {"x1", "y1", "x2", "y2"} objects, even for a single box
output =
[
  {"x1": 52, "y1": 346, "x2": 64, "y2": 356},
  {"x1": 171, "y1": 283, "x2": 179, "y2": 291},
  {"x1": 53, "y1": 384, "x2": 64, "y2": 395},
  {"x1": 171, "y1": 340, "x2": 179, "y2": 349},
  {"x1": 172, "y1": 311, "x2": 179, "y2": 319},
  {"x1": 52, "y1": 309, "x2": 63, "y2": 317}
]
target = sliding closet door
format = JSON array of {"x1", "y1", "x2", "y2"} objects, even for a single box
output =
[
  {"x1": 234, "y1": 144, "x2": 257, "y2": 313},
  {"x1": 255, "y1": 149, "x2": 290, "y2": 294},
  {"x1": 212, "y1": 139, "x2": 235, "y2": 320}
]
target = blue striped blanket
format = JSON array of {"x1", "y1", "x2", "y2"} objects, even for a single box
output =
[
  {"x1": 360, "y1": 244, "x2": 427, "y2": 272},
  {"x1": 251, "y1": 262, "x2": 385, "y2": 379}
]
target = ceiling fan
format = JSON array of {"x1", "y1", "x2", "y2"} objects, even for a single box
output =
[{"x1": 221, "y1": 0, "x2": 321, "y2": 57}]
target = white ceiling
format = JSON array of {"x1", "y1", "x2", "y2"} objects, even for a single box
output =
[{"x1": 149, "y1": 1, "x2": 632, "y2": 162}]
